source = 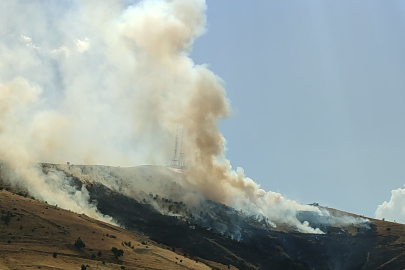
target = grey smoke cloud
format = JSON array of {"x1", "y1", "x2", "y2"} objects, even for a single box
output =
[{"x1": 0, "y1": 0, "x2": 367, "y2": 233}]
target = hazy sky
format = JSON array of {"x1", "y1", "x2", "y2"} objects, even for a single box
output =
[
  {"x1": 2, "y1": 0, "x2": 404, "y2": 221},
  {"x1": 191, "y1": 1, "x2": 405, "y2": 217}
]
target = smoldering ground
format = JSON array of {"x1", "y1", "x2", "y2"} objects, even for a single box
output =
[{"x1": 0, "y1": 0, "x2": 369, "y2": 233}]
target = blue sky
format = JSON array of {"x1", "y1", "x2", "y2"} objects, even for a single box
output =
[{"x1": 191, "y1": 1, "x2": 405, "y2": 217}]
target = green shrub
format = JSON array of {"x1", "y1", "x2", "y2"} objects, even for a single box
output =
[
  {"x1": 111, "y1": 247, "x2": 124, "y2": 258},
  {"x1": 91, "y1": 254, "x2": 96, "y2": 259},
  {"x1": 81, "y1": 265, "x2": 87, "y2": 270},
  {"x1": 74, "y1": 238, "x2": 86, "y2": 249},
  {"x1": 1, "y1": 214, "x2": 11, "y2": 225},
  {"x1": 124, "y1": 241, "x2": 132, "y2": 247},
  {"x1": 53, "y1": 252, "x2": 57, "y2": 258},
  {"x1": 17, "y1": 191, "x2": 27, "y2": 197}
]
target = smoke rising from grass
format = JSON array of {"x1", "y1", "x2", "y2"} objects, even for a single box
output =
[{"x1": 0, "y1": 0, "x2": 367, "y2": 233}]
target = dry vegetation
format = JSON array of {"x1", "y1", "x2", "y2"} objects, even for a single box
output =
[
  {"x1": 2, "y1": 181, "x2": 405, "y2": 270},
  {"x1": 0, "y1": 189, "x2": 220, "y2": 270}
]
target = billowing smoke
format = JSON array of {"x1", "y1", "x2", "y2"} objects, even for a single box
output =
[
  {"x1": 375, "y1": 185, "x2": 405, "y2": 224},
  {"x1": 0, "y1": 0, "x2": 367, "y2": 233},
  {"x1": 0, "y1": 77, "x2": 113, "y2": 222}
]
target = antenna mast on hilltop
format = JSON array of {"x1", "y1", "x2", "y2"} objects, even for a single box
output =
[
  {"x1": 178, "y1": 127, "x2": 186, "y2": 167},
  {"x1": 170, "y1": 126, "x2": 186, "y2": 168},
  {"x1": 171, "y1": 127, "x2": 179, "y2": 166}
]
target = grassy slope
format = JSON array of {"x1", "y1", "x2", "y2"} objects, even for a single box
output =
[{"x1": 0, "y1": 189, "x2": 224, "y2": 270}]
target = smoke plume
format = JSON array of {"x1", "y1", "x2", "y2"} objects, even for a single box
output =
[{"x1": 0, "y1": 0, "x2": 365, "y2": 233}]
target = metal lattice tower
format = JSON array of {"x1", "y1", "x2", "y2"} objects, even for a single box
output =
[
  {"x1": 171, "y1": 127, "x2": 179, "y2": 166},
  {"x1": 178, "y1": 127, "x2": 186, "y2": 167},
  {"x1": 170, "y1": 126, "x2": 186, "y2": 168}
]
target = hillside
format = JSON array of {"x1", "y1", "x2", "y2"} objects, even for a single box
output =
[
  {"x1": 0, "y1": 189, "x2": 216, "y2": 270},
  {"x1": 1, "y1": 164, "x2": 405, "y2": 270}
]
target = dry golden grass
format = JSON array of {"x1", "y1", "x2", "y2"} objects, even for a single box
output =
[{"x1": 0, "y1": 189, "x2": 219, "y2": 270}]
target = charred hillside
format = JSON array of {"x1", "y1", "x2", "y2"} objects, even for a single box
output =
[
  {"x1": 90, "y1": 187, "x2": 405, "y2": 270},
  {"x1": 87, "y1": 182, "x2": 382, "y2": 270},
  {"x1": 52, "y1": 165, "x2": 405, "y2": 269},
  {"x1": 88, "y1": 183, "x2": 310, "y2": 270},
  {"x1": 2, "y1": 163, "x2": 405, "y2": 270}
]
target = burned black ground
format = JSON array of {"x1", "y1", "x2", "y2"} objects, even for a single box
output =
[{"x1": 2, "y1": 163, "x2": 405, "y2": 270}]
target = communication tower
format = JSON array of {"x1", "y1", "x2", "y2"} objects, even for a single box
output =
[{"x1": 170, "y1": 127, "x2": 186, "y2": 169}]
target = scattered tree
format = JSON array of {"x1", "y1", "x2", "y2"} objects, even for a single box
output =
[
  {"x1": 81, "y1": 265, "x2": 87, "y2": 270},
  {"x1": 91, "y1": 254, "x2": 96, "y2": 259},
  {"x1": 97, "y1": 251, "x2": 102, "y2": 257},
  {"x1": 111, "y1": 247, "x2": 124, "y2": 259},
  {"x1": 386, "y1": 227, "x2": 392, "y2": 232},
  {"x1": 53, "y1": 252, "x2": 57, "y2": 258},
  {"x1": 74, "y1": 238, "x2": 86, "y2": 249},
  {"x1": 1, "y1": 214, "x2": 11, "y2": 225}
]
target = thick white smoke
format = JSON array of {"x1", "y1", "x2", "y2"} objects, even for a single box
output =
[
  {"x1": 0, "y1": 0, "x2": 364, "y2": 233},
  {"x1": 375, "y1": 185, "x2": 405, "y2": 224}
]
